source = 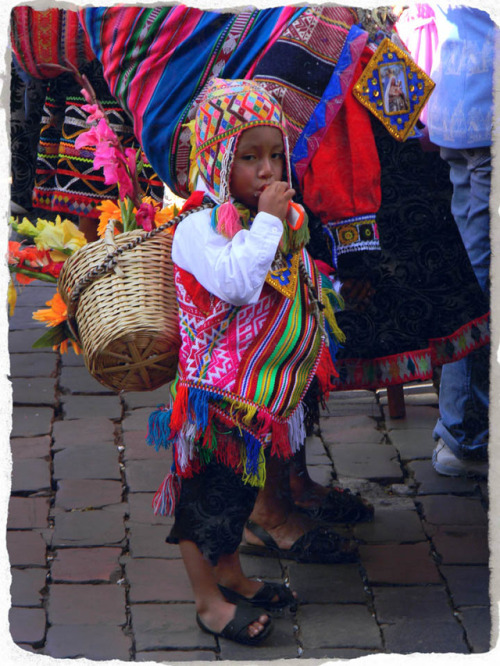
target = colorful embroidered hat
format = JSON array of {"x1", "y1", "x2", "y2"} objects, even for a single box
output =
[{"x1": 189, "y1": 78, "x2": 291, "y2": 202}]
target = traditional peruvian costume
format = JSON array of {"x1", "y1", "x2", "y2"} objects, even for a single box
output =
[{"x1": 146, "y1": 78, "x2": 343, "y2": 563}]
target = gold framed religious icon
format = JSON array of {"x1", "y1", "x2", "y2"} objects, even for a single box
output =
[{"x1": 353, "y1": 38, "x2": 435, "y2": 141}]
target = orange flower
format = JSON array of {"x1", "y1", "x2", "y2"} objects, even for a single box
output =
[
  {"x1": 154, "y1": 203, "x2": 177, "y2": 231},
  {"x1": 96, "y1": 200, "x2": 122, "y2": 238},
  {"x1": 33, "y1": 292, "x2": 68, "y2": 327}
]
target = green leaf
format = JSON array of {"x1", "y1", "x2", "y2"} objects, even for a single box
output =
[{"x1": 32, "y1": 324, "x2": 68, "y2": 349}]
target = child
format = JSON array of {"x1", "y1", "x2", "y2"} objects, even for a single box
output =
[{"x1": 147, "y1": 78, "x2": 345, "y2": 645}]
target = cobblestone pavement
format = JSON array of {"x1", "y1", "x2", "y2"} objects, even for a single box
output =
[{"x1": 5, "y1": 282, "x2": 494, "y2": 661}]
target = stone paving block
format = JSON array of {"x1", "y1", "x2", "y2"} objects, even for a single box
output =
[
  {"x1": 459, "y1": 606, "x2": 491, "y2": 653},
  {"x1": 429, "y1": 525, "x2": 489, "y2": 565},
  {"x1": 7, "y1": 531, "x2": 47, "y2": 566},
  {"x1": 11, "y1": 406, "x2": 53, "y2": 438},
  {"x1": 9, "y1": 353, "x2": 58, "y2": 378},
  {"x1": 125, "y1": 459, "x2": 170, "y2": 492},
  {"x1": 320, "y1": 414, "x2": 383, "y2": 445},
  {"x1": 59, "y1": 365, "x2": 115, "y2": 394},
  {"x1": 301, "y1": 648, "x2": 378, "y2": 659},
  {"x1": 385, "y1": 404, "x2": 439, "y2": 430},
  {"x1": 354, "y1": 507, "x2": 426, "y2": 543},
  {"x1": 12, "y1": 377, "x2": 57, "y2": 406},
  {"x1": 123, "y1": 430, "x2": 172, "y2": 462},
  {"x1": 326, "y1": 390, "x2": 378, "y2": 405},
  {"x1": 288, "y1": 562, "x2": 366, "y2": 603},
  {"x1": 53, "y1": 443, "x2": 121, "y2": 480},
  {"x1": 417, "y1": 495, "x2": 487, "y2": 526},
  {"x1": 52, "y1": 509, "x2": 126, "y2": 547},
  {"x1": 238, "y1": 553, "x2": 283, "y2": 580},
  {"x1": 127, "y1": 492, "x2": 173, "y2": 525},
  {"x1": 52, "y1": 417, "x2": 115, "y2": 447},
  {"x1": 408, "y1": 460, "x2": 480, "y2": 495},
  {"x1": 387, "y1": 429, "x2": 435, "y2": 461},
  {"x1": 321, "y1": 402, "x2": 382, "y2": 417},
  {"x1": 10, "y1": 436, "x2": 51, "y2": 460},
  {"x1": 136, "y1": 650, "x2": 216, "y2": 661},
  {"x1": 440, "y1": 565, "x2": 490, "y2": 607},
  {"x1": 10, "y1": 568, "x2": 47, "y2": 607},
  {"x1": 218, "y1": 614, "x2": 298, "y2": 660},
  {"x1": 307, "y1": 463, "x2": 333, "y2": 486},
  {"x1": 60, "y1": 352, "x2": 87, "y2": 367},
  {"x1": 60, "y1": 395, "x2": 122, "y2": 420},
  {"x1": 381, "y1": 618, "x2": 468, "y2": 654},
  {"x1": 127, "y1": 522, "x2": 180, "y2": 559},
  {"x1": 359, "y1": 543, "x2": 441, "y2": 584},
  {"x1": 11, "y1": 283, "x2": 57, "y2": 307},
  {"x1": 9, "y1": 305, "x2": 47, "y2": 330},
  {"x1": 297, "y1": 603, "x2": 382, "y2": 649},
  {"x1": 11, "y1": 458, "x2": 51, "y2": 493},
  {"x1": 7, "y1": 497, "x2": 50, "y2": 529},
  {"x1": 326, "y1": 443, "x2": 403, "y2": 482},
  {"x1": 9, "y1": 607, "x2": 46, "y2": 645},
  {"x1": 122, "y1": 407, "x2": 153, "y2": 431},
  {"x1": 123, "y1": 387, "x2": 171, "y2": 410},
  {"x1": 125, "y1": 557, "x2": 193, "y2": 602},
  {"x1": 372, "y1": 586, "x2": 453, "y2": 623},
  {"x1": 131, "y1": 603, "x2": 215, "y2": 651},
  {"x1": 51, "y1": 548, "x2": 123, "y2": 583},
  {"x1": 47, "y1": 584, "x2": 127, "y2": 625},
  {"x1": 56, "y1": 478, "x2": 123, "y2": 510},
  {"x1": 44, "y1": 625, "x2": 132, "y2": 661},
  {"x1": 9, "y1": 328, "x2": 57, "y2": 353},
  {"x1": 304, "y1": 434, "x2": 327, "y2": 460},
  {"x1": 379, "y1": 386, "x2": 438, "y2": 408}
]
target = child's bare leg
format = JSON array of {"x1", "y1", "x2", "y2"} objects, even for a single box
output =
[
  {"x1": 179, "y1": 540, "x2": 269, "y2": 638},
  {"x1": 245, "y1": 455, "x2": 321, "y2": 549}
]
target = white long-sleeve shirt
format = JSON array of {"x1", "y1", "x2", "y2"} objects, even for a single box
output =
[{"x1": 172, "y1": 207, "x2": 283, "y2": 306}]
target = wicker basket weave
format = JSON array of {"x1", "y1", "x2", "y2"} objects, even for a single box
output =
[
  {"x1": 58, "y1": 225, "x2": 181, "y2": 392},
  {"x1": 58, "y1": 204, "x2": 212, "y2": 392}
]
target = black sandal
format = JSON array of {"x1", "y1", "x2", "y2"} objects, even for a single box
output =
[
  {"x1": 295, "y1": 487, "x2": 374, "y2": 524},
  {"x1": 196, "y1": 600, "x2": 273, "y2": 645},
  {"x1": 240, "y1": 519, "x2": 358, "y2": 564},
  {"x1": 218, "y1": 581, "x2": 297, "y2": 612}
]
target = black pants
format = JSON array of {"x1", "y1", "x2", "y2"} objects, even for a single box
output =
[{"x1": 167, "y1": 461, "x2": 259, "y2": 565}]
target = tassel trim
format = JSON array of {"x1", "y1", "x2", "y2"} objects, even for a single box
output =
[{"x1": 152, "y1": 469, "x2": 181, "y2": 516}]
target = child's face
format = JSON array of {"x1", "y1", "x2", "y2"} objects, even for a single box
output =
[{"x1": 230, "y1": 126, "x2": 285, "y2": 212}]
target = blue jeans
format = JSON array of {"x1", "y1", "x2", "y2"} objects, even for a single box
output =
[{"x1": 433, "y1": 147, "x2": 490, "y2": 460}]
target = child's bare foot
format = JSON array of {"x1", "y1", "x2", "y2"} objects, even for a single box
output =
[
  {"x1": 197, "y1": 598, "x2": 270, "y2": 639},
  {"x1": 214, "y1": 552, "x2": 298, "y2": 609}
]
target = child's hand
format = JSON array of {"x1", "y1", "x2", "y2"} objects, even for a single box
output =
[{"x1": 258, "y1": 181, "x2": 296, "y2": 221}]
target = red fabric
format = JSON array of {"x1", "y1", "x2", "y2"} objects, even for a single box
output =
[
  {"x1": 11, "y1": 7, "x2": 95, "y2": 79},
  {"x1": 302, "y1": 51, "x2": 381, "y2": 224}
]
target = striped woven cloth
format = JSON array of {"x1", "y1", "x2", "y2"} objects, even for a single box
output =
[{"x1": 79, "y1": 4, "x2": 305, "y2": 197}]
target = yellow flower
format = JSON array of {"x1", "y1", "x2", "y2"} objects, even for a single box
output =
[
  {"x1": 15, "y1": 217, "x2": 39, "y2": 237},
  {"x1": 33, "y1": 292, "x2": 68, "y2": 327},
  {"x1": 35, "y1": 218, "x2": 87, "y2": 260},
  {"x1": 8, "y1": 279, "x2": 17, "y2": 316}
]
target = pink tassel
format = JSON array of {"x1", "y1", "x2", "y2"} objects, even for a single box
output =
[
  {"x1": 152, "y1": 473, "x2": 181, "y2": 516},
  {"x1": 217, "y1": 202, "x2": 243, "y2": 239}
]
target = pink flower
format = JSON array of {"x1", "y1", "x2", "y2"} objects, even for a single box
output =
[
  {"x1": 81, "y1": 87, "x2": 93, "y2": 104},
  {"x1": 75, "y1": 125, "x2": 101, "y2": 150},
  {"x1": 82, "y1": 103, "x2": 105, "y2": 124},
  {"x1": 136, "y1": 202, "x2": 156, "y2": 231}
]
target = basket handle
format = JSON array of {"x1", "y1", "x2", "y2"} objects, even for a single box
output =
[{"x1": 64, "y1": 202, "x2": 215, "y2": 337}]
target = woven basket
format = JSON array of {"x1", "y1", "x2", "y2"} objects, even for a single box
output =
[{"x1": 58, "y1": 225, "x2": 181, "y2": 392}]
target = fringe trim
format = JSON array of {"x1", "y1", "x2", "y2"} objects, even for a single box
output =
[
  {"x1": 152, "y1": 470, "x2": 181, "y2": 516},
  {"x1": 146, "y1": 405, "x2": 173, "y2": 451}
]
